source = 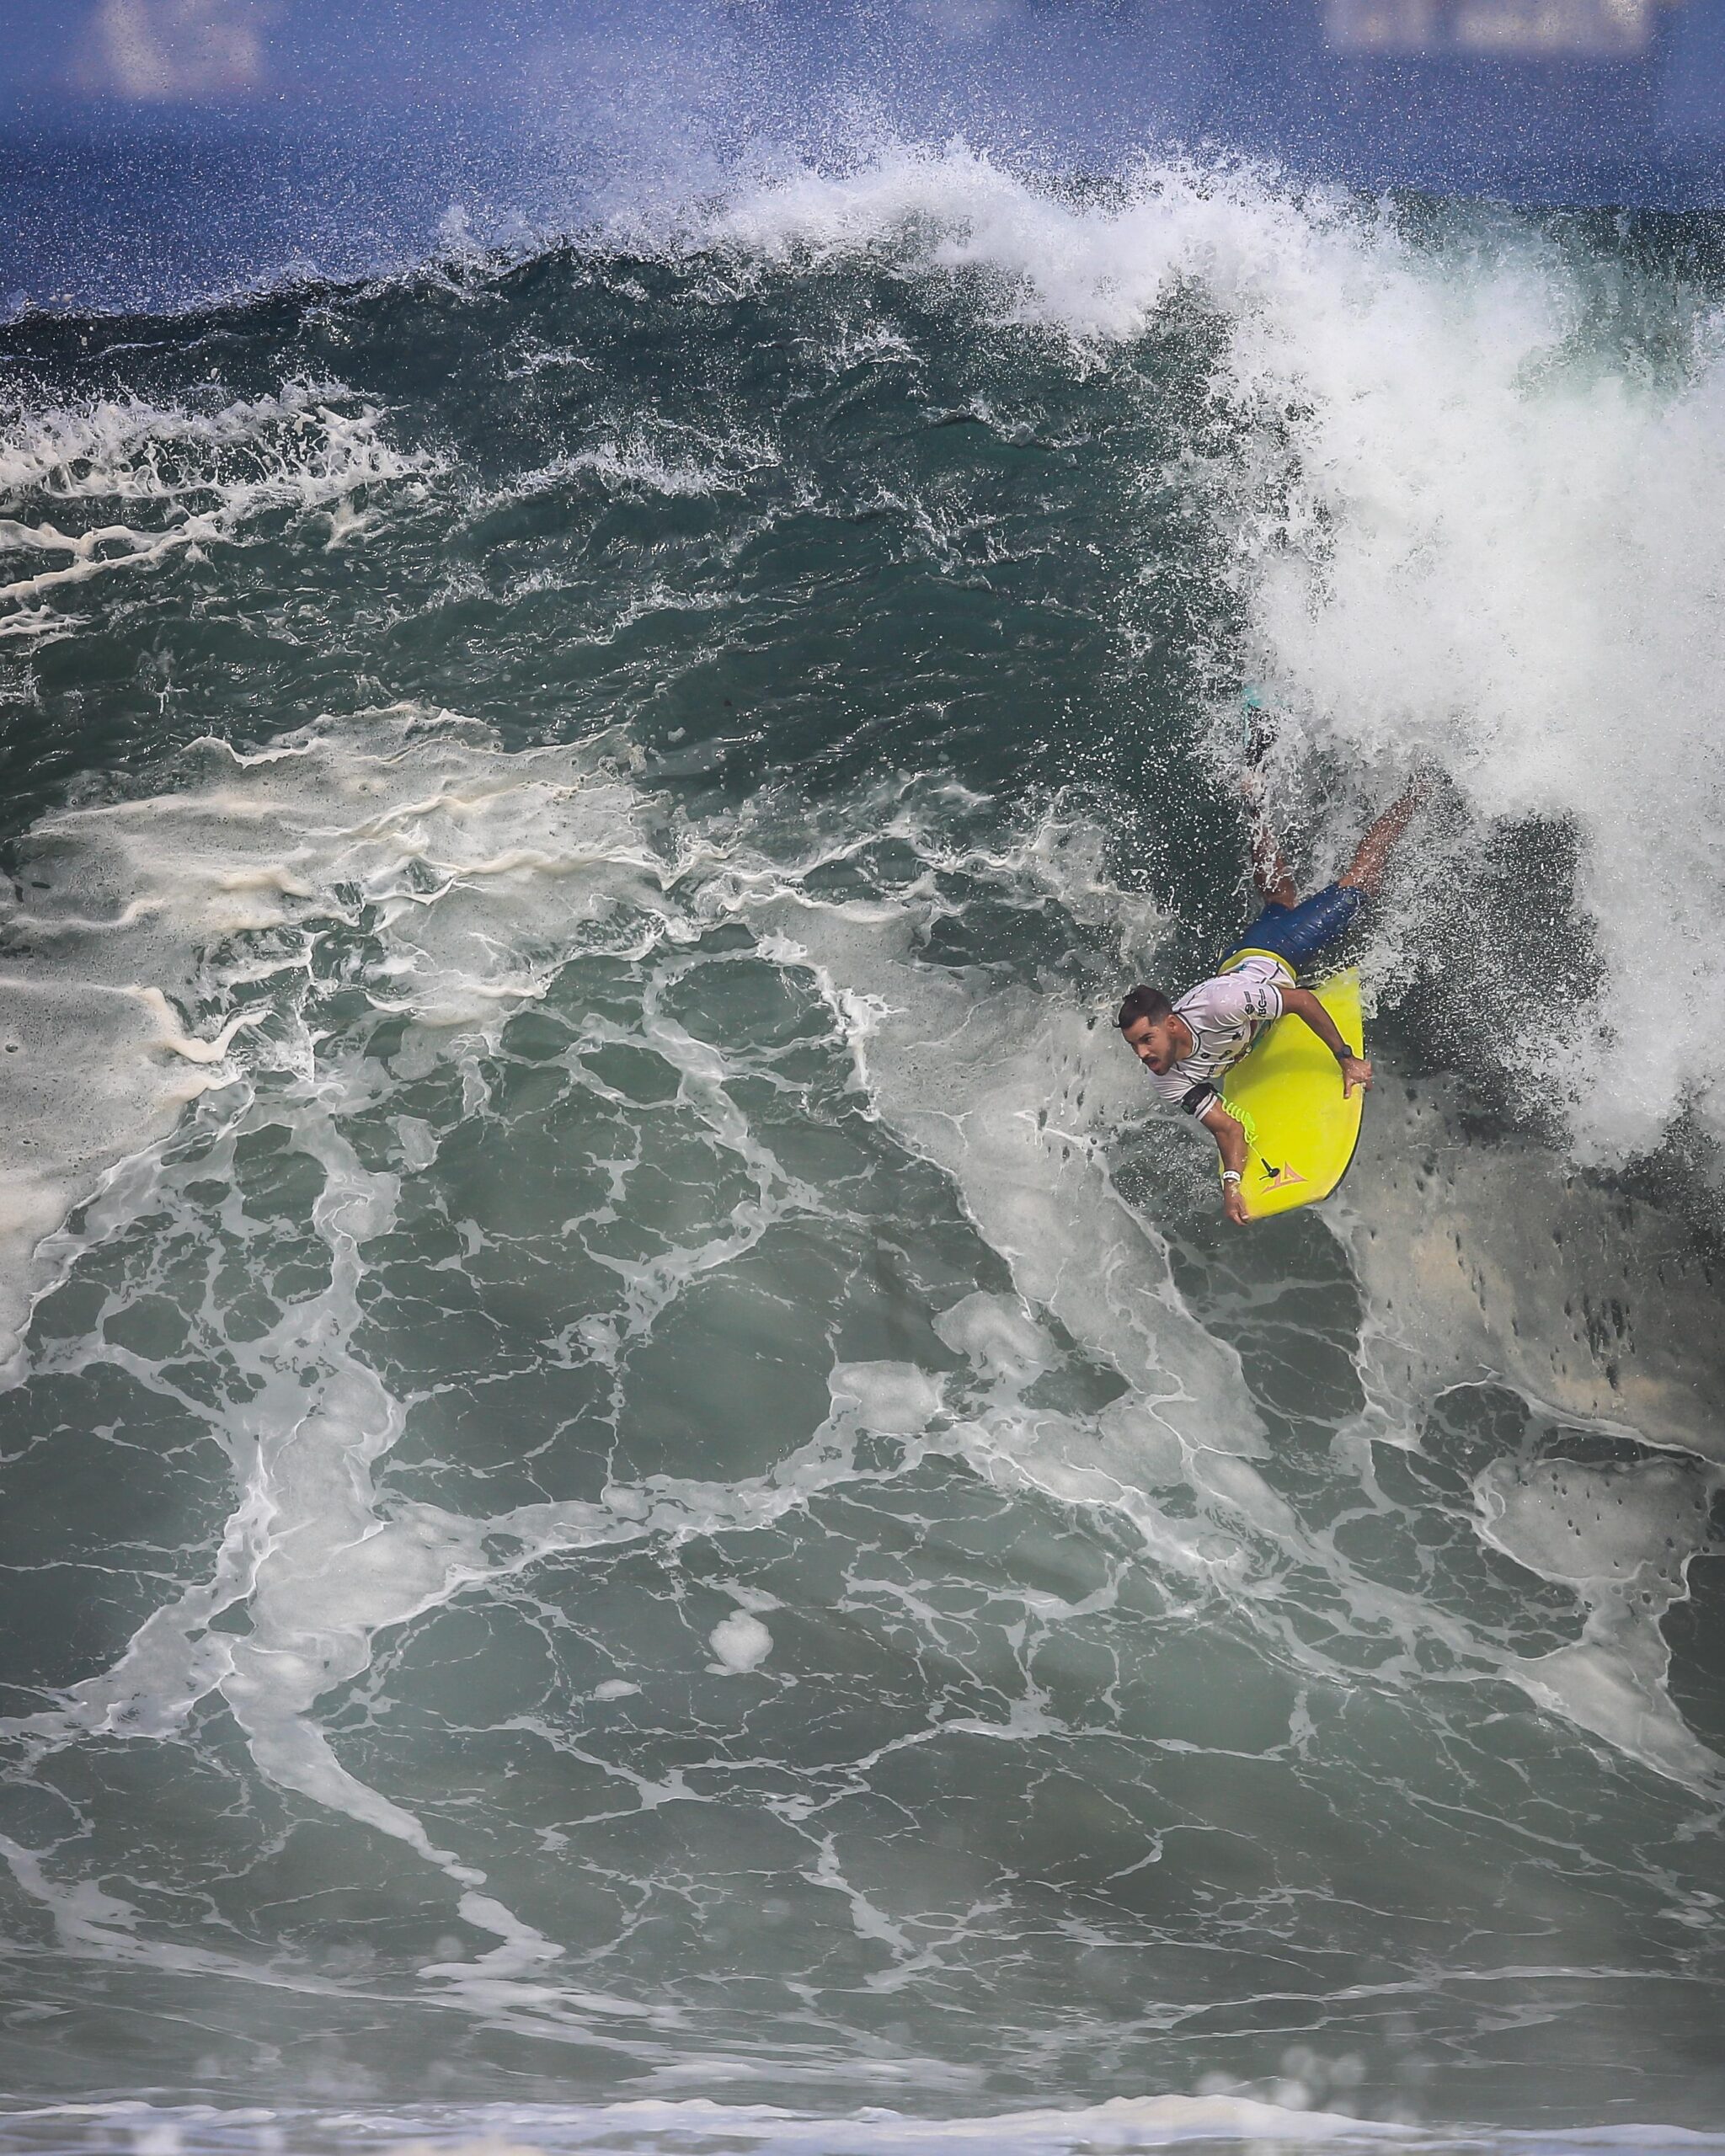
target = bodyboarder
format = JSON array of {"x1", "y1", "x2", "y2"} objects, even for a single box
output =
[{"x1": 1116, "y1": 759, "x2": 1425, "y2": 1226}]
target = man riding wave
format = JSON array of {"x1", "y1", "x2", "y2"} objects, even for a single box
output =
[{"x1": 1117, "y1": 760, "x2": 1425, "y2": 1226}]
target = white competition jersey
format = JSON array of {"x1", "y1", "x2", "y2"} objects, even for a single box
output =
[{"x1": 1146, "y1": 953, "x2": 1288, "y2": 1118}]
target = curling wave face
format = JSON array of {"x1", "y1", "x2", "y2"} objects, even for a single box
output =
[{"x1": 1, "y1": 148, "x2": 1724, "y2": 2145}]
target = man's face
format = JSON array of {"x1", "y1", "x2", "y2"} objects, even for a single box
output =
[{"x1": 1121, "y1": 1015, "x2": 1184, "y2": 1076}]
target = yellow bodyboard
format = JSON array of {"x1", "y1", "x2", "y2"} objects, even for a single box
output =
[{"x1": 1220, "y1": 969, "x2": 1365, "y2": 1221}]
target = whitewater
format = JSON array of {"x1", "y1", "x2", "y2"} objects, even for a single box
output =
[{"x1": 1, "y1": 145, "x2": 1723, "y2": 2152}]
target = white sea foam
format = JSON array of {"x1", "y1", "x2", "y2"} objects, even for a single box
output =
[
  {"x1": 709, "y1": 1610, "x2": 775, "y2": 1672},
  {"x1": 0, "y1": 382, "x2": 435, "y2": 627},
  {"x1": 830, "y1": 1361, "x2": 948, "y2": 1436},
  {"x1": 1322, "y1": 1073, "x2": 1725, "y2": 1781},
  {"x1": 1, "y1": 699, "x2": 1719, "y2": 2048},
  {"x1": 1478, "y1": 1444, "x2": 1722, "y2": 1783},
  {"x1": 1339, "y1": 1074, "x2": 1725, "y2": 1463},
  {"x1": 10, "y1": 2089, "x2": 1725, "y2": 2156},
  {"x1": 0, "y1": 708, "x2": 670, "y2": 1358},
  {"x1": 773, "y1": 867, "x2": 1718, "y2": 1782},
  {"x1": 569, "y1": 423, "x2": 781, "y2": 499},
  {"x1": 755, "y1": 896, "x2": 1280, "y2": 1583}
]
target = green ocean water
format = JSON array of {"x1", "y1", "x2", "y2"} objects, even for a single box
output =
[{"x1": 2, "y1": 152, "x2": 1725, "y2": 2152}]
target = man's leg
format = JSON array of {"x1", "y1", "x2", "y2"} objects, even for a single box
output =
[
  {"x1": 1236, "y1": 691, "x2": 1300, "y2": 907},
  {"x1": 1241, "y1": 760, "x2": 1299, "y2": 908},
  {"x1": 1237, "y1": 773, "x2": 1429, "y2": 974},
  {"x1": 1250, "y1": 810, "x2": 1299, "y2": 909},
  {"x1": 1337, "y1": 776, "x2": 1429, "y2": 897}
]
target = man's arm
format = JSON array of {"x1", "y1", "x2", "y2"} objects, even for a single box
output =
[
  {"x1": 1198, "y1": 1099, "x2": 1252, "y2": 1226},
  {"x1": 1279, "y1": 985, "x2": 1372, "y2": 1097}
]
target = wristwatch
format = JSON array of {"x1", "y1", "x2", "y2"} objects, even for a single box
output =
[{"x1": 1221, "y1": 1170, "x2": 1242, "y2": 1185}]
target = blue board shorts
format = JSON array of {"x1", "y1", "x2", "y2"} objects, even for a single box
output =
[{"x1": 1231, "y1": 882, "x2": 1364, "y2": 972}]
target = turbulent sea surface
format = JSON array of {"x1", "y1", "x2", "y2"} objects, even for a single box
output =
[{"x1": 3, "y1": 147, "x2": 1725, "y2": 2153}]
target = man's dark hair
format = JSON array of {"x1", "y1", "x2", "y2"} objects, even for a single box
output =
[{"x1": 1117, "y1": 985, "x2": 1173, "y2": 1031}]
